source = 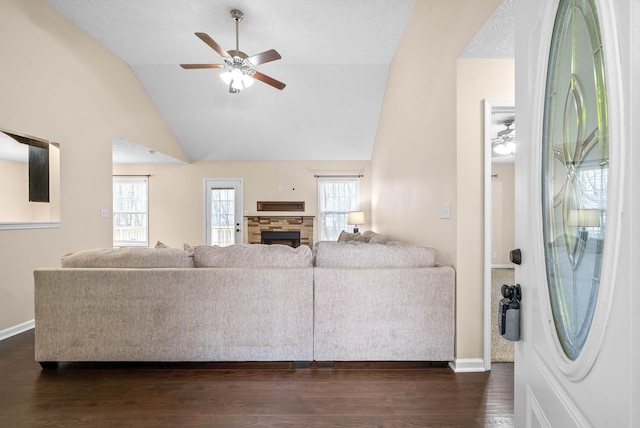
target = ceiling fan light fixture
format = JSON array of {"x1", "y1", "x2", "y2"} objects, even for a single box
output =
[
  {"x1": 220, "y1": 68, "x2": 254, "y2": 91},
  {"x1": 492, "y1": 119, "x2": 516, "y2": 156},
  {"x1": 241, "y1": 74, "x2": 254, "y2": 88},
  {"x1": 220, "y1": 70, "x2": 232, "y2": 85},
  {"x1": 181, "y1": 9, "x2": 285, "y2": 92},
  {"x1": 493, "y1": 139, "x2": 516, "y2": 156},
  {"x1": 231, "y1": 76, "x2": 244, "y2": 91}
]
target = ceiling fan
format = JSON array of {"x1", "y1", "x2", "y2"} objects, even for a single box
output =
[
  {"x1": 180, "y1": 9, "x2": 286, "y2": 94},
  {"x1": 493, "y1": 119, "x2": 516, "y2": 156}
]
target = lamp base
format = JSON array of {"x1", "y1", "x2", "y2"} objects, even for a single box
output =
[{"x1": 353, "y1": 226, "x2": 359, "y2": 233}]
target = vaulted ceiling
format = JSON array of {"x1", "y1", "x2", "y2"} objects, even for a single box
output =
[
  {"x1": 45, "y1": 0, "x2": 513, "y2": 164},
  {"x1": 47, "y1": 0, "x2": 414, "y2": 162}
]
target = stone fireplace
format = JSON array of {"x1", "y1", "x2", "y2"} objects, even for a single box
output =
[{"x1": 247, "y1": 216, "x2": 314, "y2": 248}]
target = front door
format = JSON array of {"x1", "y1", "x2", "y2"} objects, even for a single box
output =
[
  {"x1": 204, "y1": 179, "x2": 243, "y2": 246},
  {"x1": 514, "y1": 0, "x2": 635, "y2": 426}
]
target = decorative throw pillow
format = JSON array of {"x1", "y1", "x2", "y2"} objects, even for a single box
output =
[
  {"x1": 338, "y1": 231, "x2": 368, "y2": 242},
  {"x1": 183, "y1": 243, "x2": 195, "y2": 253},
  {"x1": 361, "y1": 230, "x2": 390, "y2": 244},
  {"x1": 154, "y1": 241, "x2": 169, "y2": 248}
]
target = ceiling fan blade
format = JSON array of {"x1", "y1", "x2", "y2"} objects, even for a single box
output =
[
  {"x1": 252, "y1": 71, "x2": 286, "y2": 90},
  {"x1": 180, "y1": 64, "x2": 226, "y2": 69},
  {"x1": 246, "y1": 49, "x2": 281, "y2": 66},
  {"x1": 195, "y1": 32, "x2": 231, "y2": 58}
]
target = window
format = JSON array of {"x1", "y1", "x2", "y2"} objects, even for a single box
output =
[
  {"x1": 577, "y1": 164, "x2": 607, "y2": 239},
  {"x1": 113, "y1": 176, "x2": 149, "y2": 247},
  {"x1": 318, "y1": 177, "x2": 360, "y2": 241}
]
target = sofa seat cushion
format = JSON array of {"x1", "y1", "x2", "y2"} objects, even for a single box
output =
[
  {"x1": 194, "y1": 244, "x2": 313, "y2": 268},
  {"x1": 314, "y1": 241, "x2": 438, "y2": 268},
  {"x1": 61, "y1": 247, "x2": 195, "y2": 268}
]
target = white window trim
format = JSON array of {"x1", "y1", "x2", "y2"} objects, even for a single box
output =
[
  {"x1": 113, "y1": 175, "x2": 149, "y2": 247},
  {"x1": 317, "y1": 176, "x2": 360, "y2": 241}
]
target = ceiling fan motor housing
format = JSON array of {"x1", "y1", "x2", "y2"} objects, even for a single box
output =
[{"x1": 230, "y1": 9, "x2": 244, "y2": 22}]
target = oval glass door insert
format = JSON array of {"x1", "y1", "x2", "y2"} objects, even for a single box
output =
[{"x1": 541, "y1": 0, "x2": 608, "y2": 361}]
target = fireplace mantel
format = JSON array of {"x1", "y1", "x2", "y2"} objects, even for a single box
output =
[
  {"x1": 256, "y1": 201, "x2": 305, "y2": 212},
  {"x1": 245, "y1": 215, "x2": 315, "y2": 219}
]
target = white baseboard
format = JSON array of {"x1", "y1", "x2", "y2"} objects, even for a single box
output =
[
  {"x1": 0, "y1": 319, "x2": 35, "y2": 341},
  {"x1": 449, "y1": 358, "x2": 487, "y2": 373}
]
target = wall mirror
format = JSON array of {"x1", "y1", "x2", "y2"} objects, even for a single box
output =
[{"x1": 0, "y1": 129, "x2": 60, "y2": 229}]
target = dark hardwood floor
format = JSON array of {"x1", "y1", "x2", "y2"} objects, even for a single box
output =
[{"x1": 0, "y1": 330, "x2": 514, "y2": 427}]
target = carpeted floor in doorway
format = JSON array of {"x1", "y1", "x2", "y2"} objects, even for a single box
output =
[{"x1": 492, "y1": 268, "x2": 515, "y2": 362}]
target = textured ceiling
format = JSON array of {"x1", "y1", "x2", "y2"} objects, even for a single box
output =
[
  {"x1": 47, "y1": 0, "x2": 415, "y2": 162},
  {"x1": 460, "y1": 0, "x2": 514, "y2": 58},
  {"x1": 43, "y1": 0, "x2": 514, "y2": 164}
]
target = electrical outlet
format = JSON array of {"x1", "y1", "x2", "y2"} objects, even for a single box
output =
[{"x1": 100, "y1": 208, "x2": 110, "y2": 218}]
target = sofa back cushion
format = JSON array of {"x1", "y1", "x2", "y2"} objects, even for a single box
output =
[
  {"x1": 61, "y1": 247, "x2": 196, "y2": 268},
  {"x1": 314, "y1": 241, "x2": 438, "y2": 268},
  {"x1": 194, "y1": 244, "x2": 313, "y2": 268}
]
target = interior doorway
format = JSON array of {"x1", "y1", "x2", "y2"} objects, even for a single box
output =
[{"x1": 483, "y1": 99, "x2": 516, "y2": 369}]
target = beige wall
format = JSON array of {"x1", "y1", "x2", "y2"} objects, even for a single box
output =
[
  {"x1": 114, "y1": 160, "x2": 371, "y2": 247},
  {"x1": 0, "y1": 0, "x2": 188, "y2": 331},
  {"x1": 372, "y1": 0, "x2": 507, "y2": 362},
  {"x1": 371, "y1": 0, "x2": 502, "y2": 266},
  {"x1": 456, "y1": 59, "x2": 514, "y2": 359},
  {"x1": 491, "y1": 163, "x2": 515, "y2": 265}
]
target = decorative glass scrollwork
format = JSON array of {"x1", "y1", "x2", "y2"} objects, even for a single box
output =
[{"x1": 541, "y1": 0, "x2": 608, "y2": 360}]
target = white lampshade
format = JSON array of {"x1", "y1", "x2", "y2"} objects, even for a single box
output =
[
  {"x1": 220, "y1": 70, "x2": 232, "y2": 85},
  {"x1": 242, "y1": 74, "x2": 254, "y2": 88},
  {"x1": 347, "y1": 211, "x2": 365, "y2": 225}
]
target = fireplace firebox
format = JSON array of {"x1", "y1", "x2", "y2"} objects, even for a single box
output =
[{"x1": 261, "y1": 231, "x2": 301, "y2": 248}]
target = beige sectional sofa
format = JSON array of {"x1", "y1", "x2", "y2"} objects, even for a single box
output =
[
  {"x1": 313, "y1": 241, "x2": 455, "y2": 362},
  {"x1": 34, "y1": 236, "x2": 455, "y2": 368},
  {"x1": 35, "y1": 245, "x2": 315, "y2": 367}
]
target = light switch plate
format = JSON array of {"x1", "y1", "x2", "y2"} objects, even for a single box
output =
[{"x1": 439, "y1": 203, "x2": 451, "y2": 219}]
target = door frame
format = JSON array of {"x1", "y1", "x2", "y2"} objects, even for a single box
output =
[
  {"x1": 203, "y1": 178, "x2": 244, "y2": 246},
  {"x1": 483, "y1": 99, "x2": 515, "y2": 371}
]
